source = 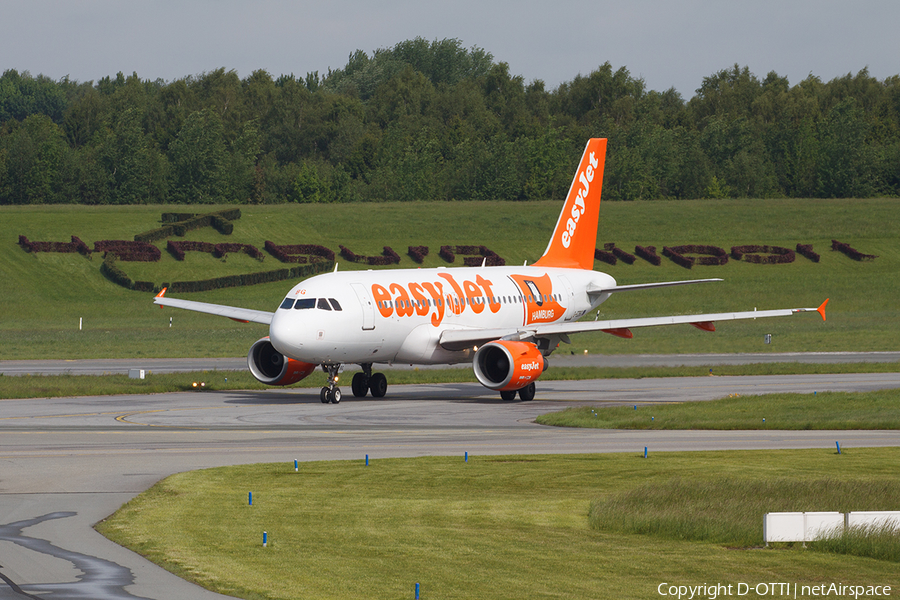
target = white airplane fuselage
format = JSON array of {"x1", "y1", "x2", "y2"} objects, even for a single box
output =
[{"x1": 270, "y1": 266, "x2": 616, "y2": 366}]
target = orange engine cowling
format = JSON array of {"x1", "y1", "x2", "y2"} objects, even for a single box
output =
[
  {"x1": 247, "y1": 337, "x2": 317, "y2": 386},
  {"x1": 473, "y1": 340, "x2": 546, "y2": 391}
]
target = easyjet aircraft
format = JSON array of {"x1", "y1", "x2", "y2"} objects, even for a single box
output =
[{"x1": 155, "y1": 138, "x2": 828, "y2": 403}]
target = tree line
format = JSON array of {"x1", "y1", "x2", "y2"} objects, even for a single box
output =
[{"x1": 1, "y1": 37, "x2": 898, "y2": 204}]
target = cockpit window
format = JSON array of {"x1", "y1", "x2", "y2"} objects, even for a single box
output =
[
  {"x1": 317, "y1": 298, "x2": 332, "y2": 311},
  {"x1": 294, "y1": 298, "x2": 316, "y2": 309},
  {"x1": 329, "y1": 298, "x2": 342, "y2": 311},
  {"x1": 280, "y1": 298, "x2": 295, "y2": 309}
]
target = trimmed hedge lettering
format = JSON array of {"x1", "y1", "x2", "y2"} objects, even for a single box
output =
[
  {"x1": 265, "y1": 241, "x2": 335, "y2": 263},
  {"x1": 832, "y1": 239, "x2": 877, "y2": 261},
  {"x1": 663, "y1": 245, "x2": 728, "y2": 269},
  {"x1": 730, "y1": 245, "x2": 795, "y2": 264},
  {"x1": 796, "y1": 244, "x2": 820, "y2": 262},
  {"x1": 635, "y1": 245, "x2": 661, "y2": 266},
  {"x1": 408, "y1": 245, "x2": 429, "y2": 263},
  {"x1": 339, "y1": 245, "x2": 402, "y2": 266},
  {"x1": 438, "y1": 245, "x2": 506, "y2": 266}
]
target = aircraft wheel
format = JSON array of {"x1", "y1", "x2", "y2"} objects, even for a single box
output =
[
  {"x1": 500, "y1": 389, "x2": 518, "y2": 401},
  {"x1": 518, "y1": 383, "x2": 536, "y2": 402},
  {"x1": 351, "y1": 373, "x2": 369, "y2": 397},
  {"x1": 369, "y1": 373, "x2": 388, "y2": 398},
  {"x1": 331, "y1": 388, "x2": 342, "y2": 404},
  {"x1": 320, "y1": 387, "x2": 330, "y2": 404}
]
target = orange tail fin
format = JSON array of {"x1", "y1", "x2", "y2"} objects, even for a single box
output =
[{"x1": 534, "y1": 138, "x2": 607, "y2": 270}]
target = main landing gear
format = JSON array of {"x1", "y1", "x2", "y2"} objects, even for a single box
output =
[
  {"x1": 320, "y1": 363, "x2": 388, "y2": 403},
  {"x1": 499, "y1": 382, "x2": 536, "y2": 402},
  {"x1": 351, "y1": 363, "x2": 387, "y2": 398}
]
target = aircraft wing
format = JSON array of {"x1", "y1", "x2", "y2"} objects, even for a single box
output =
[
  {"x1": 153, "y1": 288, "x2": 273, "y2": 325},
  {"x1": 439, "y1": 299, "x2": 828, "y2": 351}
]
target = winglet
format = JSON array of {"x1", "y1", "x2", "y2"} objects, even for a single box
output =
[
  {"x1": 817, "y1": 298, "x2": 829, "y2": 321},
  {"x1": 155, "y1": 287, "x2": 167, "y2": 309}
]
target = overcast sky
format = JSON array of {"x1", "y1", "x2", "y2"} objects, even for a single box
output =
[{"x1": 4, "y1": 0, "x2": 898, "y2": 99}]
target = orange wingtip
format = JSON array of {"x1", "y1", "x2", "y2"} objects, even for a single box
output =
[
  {"x1": 817, "y1": 298, "x2": 829, "y2": 321},
  {"x1": 155, "y1": 287, "x2": 168, "y2": 298}
]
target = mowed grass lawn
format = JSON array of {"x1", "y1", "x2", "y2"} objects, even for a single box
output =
[
  {"x1": 2, "y1": 198, "x2": 897, "y2": 360},
  {"x1": 98, "y1": 449, "x2": 900, "y2": 600},
  {"x1": 537, "y1": 388, "x2": 900, "y2": 430}
]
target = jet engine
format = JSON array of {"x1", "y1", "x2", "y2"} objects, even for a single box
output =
[
  {"x1": 248, "y1": 337, "x2": 317, "y2": 386},
  {"x1": 473, "y1": 340, "x2": 547, "y2": 391}
]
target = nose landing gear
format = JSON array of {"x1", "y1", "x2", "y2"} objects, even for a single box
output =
[{"x1": 320, "y1": 364, "x2": 342, "y2": 404}]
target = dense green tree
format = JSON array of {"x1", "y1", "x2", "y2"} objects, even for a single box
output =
[
  {"x1": 98, "y1": 108, "x2": 168, "y2": 204},
  {"x1": 62, "y1": 144, "x2": 110, "y2": 205},
  {"x1": 62, "y1": 87, "x2": 107, "y2": 147},
  {"x1": 0, "y1": 70, "x2": 70, "y2": 124},
  {"x1": 552, "y1": 63, "x2": 645, "y2": 127},
  {"x1": 369, "y1": 123, "x2": 447, "y2": 201},
  {"x1": 292, "y1": 160, "x2": 324, "y2": 203},
  {"x1": 0, "y1": 114, "x2": 68, "y2": 203},
  {"x1": 168, "y1": 109, "x2": 228, "y2": 203},
  {"x1": 689, "y1": 65, "x2": 762, "y2": 123},
  {"x1": 817, "y1": 98, "x2": 875, "y2": 197},
  {"x1": 1, "y1": 44, "x2": 899, "y2": 203},
  {"x1": 146, "y1": 78, "x2": 194, "y2": 153}
]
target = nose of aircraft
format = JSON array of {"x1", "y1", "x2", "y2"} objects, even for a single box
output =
[{"x1": 269, "y1": 308, "x2": 305, "y2": 357}]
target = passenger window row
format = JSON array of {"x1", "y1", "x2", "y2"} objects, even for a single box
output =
[{"x1": 376, "y1": 293, "x2": 562, "y2": 310}]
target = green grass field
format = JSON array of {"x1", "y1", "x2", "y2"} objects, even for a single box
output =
[
  {"x1": 2, "y1": 198, "x2": 897, "y2": 360},
  {"x1": 536, "y1": 388, "x2": 900, "y2": 430},
  {"x1": 97, "y1": 450, "x2": 900, "y2": 600}
]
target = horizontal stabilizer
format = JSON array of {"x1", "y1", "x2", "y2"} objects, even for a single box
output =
[{"x1": 587, "y1": 278, "x2": 723, "y2": 297}]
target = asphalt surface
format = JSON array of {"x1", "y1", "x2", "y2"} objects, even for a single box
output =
[{"x1": 2, "y1": 372, "x2": 900, "y2": 599}]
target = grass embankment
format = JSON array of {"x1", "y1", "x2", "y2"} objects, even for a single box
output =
[
  {"x1": 2, "y1": 198, "x2": 898, "y2": 359},
  {"x1": 97, "y1": 450, "x2": 900, "y2": 600},
  {"x1": 590, "y1": 477, "x2": 900, "y2": 559},
  {"x1": 537, "y1": 388, "x2": 900, "y2": 430},
  {"x1": 3, "y1": 361, "x2": 899, "y2": 400}
]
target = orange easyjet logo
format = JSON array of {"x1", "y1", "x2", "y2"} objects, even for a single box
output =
[
  {"x1": 561, "y1": 150, "x2": 599, "y2": 249},
  {"x1": 372, "y1": 272, "x2": 566, "y2": 328},
  {"x1": 371, "y1": 273, "x2": 501, "y2": 327}
]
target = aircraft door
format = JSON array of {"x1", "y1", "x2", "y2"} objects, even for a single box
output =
[
  {"x1": 350, "y1": 283, "x2": 376, "y2": 330},
  {"x1": 558, "y1": 276, "x2": 577, "y2": 320}
]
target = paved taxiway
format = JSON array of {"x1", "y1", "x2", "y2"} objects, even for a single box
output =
[{"x1": 2, "y1": 374, "x2": 900, "y2": 599}]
